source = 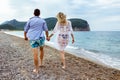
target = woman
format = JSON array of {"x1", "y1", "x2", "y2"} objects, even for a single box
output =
[{"x1": 49, "y1": 12, "x2": 75, "y2": 69}]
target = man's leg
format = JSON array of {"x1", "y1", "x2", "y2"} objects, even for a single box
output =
[
  {"x1": 39, "y1": 47, "x2": 44, "y2": 66},
  {"x1": 32, "y1": 48, "x2": 39, "y2": 73}
]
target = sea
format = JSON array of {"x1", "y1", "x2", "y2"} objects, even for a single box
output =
[{"x1": 4, "y1": 31, "x2": 120, "y2": 70}]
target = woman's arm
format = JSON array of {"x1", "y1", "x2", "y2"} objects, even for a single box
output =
[
  {"x1": 71, "y1": 33, "x2": 75, "y2": 44},
  {"x1": 69, "y1": 21, "x2": 75, "y2": 43},
  {"x1": 49, "y1": 34, "x2": 54, "y2": 38},
  {"x1": 48, "y1": 22, "x2": 58, "y2": 39}
]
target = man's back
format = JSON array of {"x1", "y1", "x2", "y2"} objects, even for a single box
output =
[{"x1": 24, "y1": 16, "x2": 48, "y2": 40}]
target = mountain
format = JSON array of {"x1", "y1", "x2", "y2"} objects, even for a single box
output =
[
  {"x1": 45, "y1": 17, "x2": 90, "y2": 31},
  {"x1": 0, "y1": 24, "x2": 17, "y2": 30},
  {"x1": 0, "y1": 18, "x2": 90, "y2": 31},
  {"x1": 0, "y1": 19, "x2": 26, "y2": 30},
  {"x1": 45, "y1": 17, "x2": 57, "y2": 30},
  {"x1": 69, "y1": 18, "x2": 90, "y2": 31}
]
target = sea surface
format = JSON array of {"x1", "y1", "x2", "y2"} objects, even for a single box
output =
[{"x1": 5, "y1": 31, "x2": 120, "y2": 70}]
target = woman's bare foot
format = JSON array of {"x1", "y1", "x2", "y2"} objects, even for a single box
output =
[
  {"x1": 39, "y1": 64, "x2": 41, "y2": 67},
  {"x1": 61, "y1": 62, "x2": 65, "y2": 69},
  {"x1": 33, "y1": 69, "x2": 38, "y2": 73}
]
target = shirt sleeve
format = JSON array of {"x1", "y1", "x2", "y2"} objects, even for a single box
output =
[
  {"x1": 24, "y1": 20, "x2": 30, "y2": 32},
  {"x1": 43, "y1": 21, "x2": 48, "y2": 31},
  {"x1": 69, "y1": 21, "x2": 73, "y2": 34},
  {"x1": 52, "y1": 22, "x2": 59, "y2": 34}
]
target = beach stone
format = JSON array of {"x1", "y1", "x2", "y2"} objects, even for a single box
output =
[{"x1": 0, "y1": 31, "x2": 120, "y2": 80}]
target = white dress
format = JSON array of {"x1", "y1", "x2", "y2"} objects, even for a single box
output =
[{"x1": 52, "y1": 20, "x2": 73, "y2": 51}]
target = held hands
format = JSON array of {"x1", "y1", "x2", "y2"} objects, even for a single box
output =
[
  {"x1": 46, "y1": 36, "x2": 50, "y2": 41},
  {"x1": 46, "y1": 34, "x2": 53, "y2": 41}
]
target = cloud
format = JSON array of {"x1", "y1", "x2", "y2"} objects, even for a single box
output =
[
  {"x1": 7, "y1": 0, "x2": 71, "y2": 20},
  {"x1": 0, "y1": 0, "x2": 16, "y2": 21},
  {"x1": 0, "y1": 0, "x2": 120, "y2": 31}
]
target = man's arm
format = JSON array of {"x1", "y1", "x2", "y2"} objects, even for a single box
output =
[
  {"x1": 24, "y1": 32, "x2": 28, "y2": 40},
  {"x1": 24, "y1": 19, "x2": 31, "y2": 41},
  {"x1": 45, "y1": 31, "x2": 50, "y2": 41}
]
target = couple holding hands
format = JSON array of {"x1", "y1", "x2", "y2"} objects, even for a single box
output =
[{"x1": 24, "y1": 9, "x2": 75, "y2": 73}]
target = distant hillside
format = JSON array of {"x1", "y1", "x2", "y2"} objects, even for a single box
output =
[
  {"x1": 45, "y1": 17, "x2": 57, "y2": 30},
  {"x1": 0, "y1": 17, "x2": 90, "y2": 31},
  {"x1": 69, "y1": 18, "x2": 90, "y2": 31},
  {"x1": 45, "y1": 17, "x2": 90, "y2": 31},
  {"x1": 0, "y1": 19, "x2": 26, "y2": 30},
  {"x1": 0, "y1": 24, "x2": 17, "y2": 30}
]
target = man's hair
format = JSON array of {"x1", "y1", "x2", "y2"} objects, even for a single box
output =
[{"x1": 34, "y1": 9, "x2": 40, "y2": 16}]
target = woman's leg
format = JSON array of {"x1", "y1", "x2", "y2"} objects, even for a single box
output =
[
  {"x1": 60, "y1": 50, "x2": 66, "y2": 69},
  {"x1": 32, "y1": 48, "x2": 39, "y2": 73}
]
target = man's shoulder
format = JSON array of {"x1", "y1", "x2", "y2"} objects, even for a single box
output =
[
  {"x1": 29, "y1": 17, "x2": 35, "y2": 20},
  {"x1": 29, "y1": 16, "x2": 41, "y2": 19},
  {"x1": 40, "y1": 18, "x2": 46, "y2": 23},
  {"x1": 29, "y1": 16, "x2": 46, "y2": 23}
]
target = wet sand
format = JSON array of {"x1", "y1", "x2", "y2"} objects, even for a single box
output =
[{"x1": 0, "y1": 31, "x2": 120, "y2": 80}]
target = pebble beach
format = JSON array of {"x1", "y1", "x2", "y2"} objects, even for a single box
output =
[{"x1": 0, "y1": 31, "x2": 120, "y2": 80}]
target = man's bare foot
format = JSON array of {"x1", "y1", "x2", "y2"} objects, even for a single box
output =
[
  {"x1": 33, "y1": 69, "x2": 38, "y2": 73},
  {"x1": 62, "y1": 66, "x2": 65, "y2": 69},
  {"x1": 39, "y1": 64, "x2": 44, "y2": 67},
  {"x1": 61, "y1": 62, "x2": 63, "y2": 65}
]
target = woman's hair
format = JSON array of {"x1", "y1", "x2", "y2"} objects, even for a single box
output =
[{"x1": 56, "y1": 12, "x2": 67, "y2": 25}]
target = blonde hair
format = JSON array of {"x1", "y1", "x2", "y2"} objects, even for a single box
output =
[{"x1": 56, "y1": 12, "x2": 67, "y2": 25}]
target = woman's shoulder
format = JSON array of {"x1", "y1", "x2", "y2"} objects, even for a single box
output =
[
  {"x1": 67, "y1": 20, "x2": 71, "y2": 25},
  {"x1": 67, "y1": 20, "x2": 71, "y2": 23},
  {"x1": 67, "y1": 20, "x2": 71, "y2": 22}
]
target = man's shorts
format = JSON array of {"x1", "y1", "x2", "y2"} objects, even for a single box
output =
[{"x1": 30, "y1": 37, "x2": 45, "y2": 48}]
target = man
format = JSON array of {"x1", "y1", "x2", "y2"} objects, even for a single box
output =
[{"x1": 24, "y1": 9, "x2": 49, "y2": 73}]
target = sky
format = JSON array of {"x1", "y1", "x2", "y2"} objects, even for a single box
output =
[{"x1": 0, "y1": 0, "x2": 120, "y2": 31}]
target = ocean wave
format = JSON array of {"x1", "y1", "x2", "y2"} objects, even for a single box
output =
[{"x1": 69, "y1": 48, "x2": 120, "y2": 70}]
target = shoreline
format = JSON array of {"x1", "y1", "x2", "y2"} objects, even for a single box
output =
[
  {"x1": 46, "y1": 41, "x2": 113, "y2": 69},
  {"x1": 0, "y1": 31, "x2": 120, "y2": 80},
  {"x1": 4, "y1": 31, "x2": 120, "y2": 71}
]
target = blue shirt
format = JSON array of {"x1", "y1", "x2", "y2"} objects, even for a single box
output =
[{"x1": 24, "y1": 16, "x2": 48, "y2": 40}]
